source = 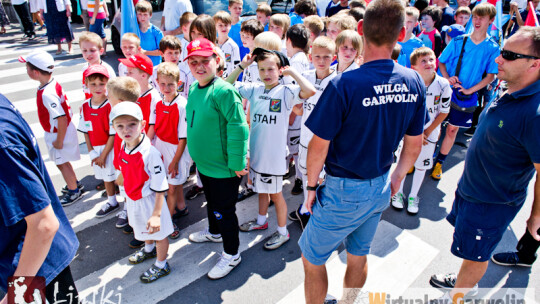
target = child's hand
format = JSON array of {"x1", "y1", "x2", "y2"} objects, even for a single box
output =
[
  {"x1": 146, "y1": 215, "x2": 161, "y2": 234},
  {"x1": 241, "y1": 54, "x2": 255, "y2": 68},
  {"x1": 168, "y1": 161, "x2": 179, "y2": 178},
  {"x1": 447, "y1": 76, "x2": 460, "y2": 86},
  {"x1": 90, "y1": 18, "x2": 95, "y2": 25},
  {"x1": 52, "y1": 139, "x2": 63, "y2": 150},
  {"x1": 281, "y1": 66, "x2": 293, "y2": 77},
  {"x1": 94, "y1": 154, "x2": 107, "y2": 168},
  {"x1": 235, "y1": 168, "x2": 248, "y2": 178}
]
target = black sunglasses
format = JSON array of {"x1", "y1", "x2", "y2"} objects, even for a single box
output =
[{"x1": 501, "y1": 50, "x2": 539, "y2": 61}]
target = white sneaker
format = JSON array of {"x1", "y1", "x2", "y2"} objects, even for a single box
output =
[
  {"x1": 207, "y1": 253, "x2": 241, "y2": 279},
  {"x1": 188, "y1": 228, "x2": 223, "y2": 243},
  {"x1": 407, "y1": 196, "x2": 419, "y2": 214},
  {"x1": 391, "y1": 192, "x2": 405, "y2": 210}
]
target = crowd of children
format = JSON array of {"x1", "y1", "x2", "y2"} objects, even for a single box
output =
[{"x1": 20, "y1": 0, "x2": 508, "y2": 284}]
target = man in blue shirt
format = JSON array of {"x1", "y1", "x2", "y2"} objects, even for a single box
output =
[
  {"x1": 430, "y1": 27, "x2": 540, "y2": 300},
  {"x1": 0, "y1": 94, "x2": 79, "y2": 303},
  {"x1": 432, "y1": 3, "x2": 500, "y2": 181},
  {"x1": 298, "y1": 1, "x2": 426, "y2": 302}
]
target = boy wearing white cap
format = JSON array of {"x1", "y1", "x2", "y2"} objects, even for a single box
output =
[
  {"x1": 20, "y1": 51, "x2": 83, "y2": 206},
  {"x1": 111, "y1": 101, "x2": 173, "y2": 283}
]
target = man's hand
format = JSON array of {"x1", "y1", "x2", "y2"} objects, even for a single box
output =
[
  {"x1": 235, "y1": 168, "x2": 248, "y2": 177},
  {"x1": 52, "y1": 139, "x2": 63, "y2": 150},
  {"x1": 305, "y1": 189, "x2": 316, "y2": 214},
  {"x1": 146, "y1": 215, "x2": 161, "y2": 234},
  {"x1": 390, "y1": 171, "x2": 404, "y2": 197},
  {"x1": 527, "y1": 216, "x2": 540, "y2": 241}
]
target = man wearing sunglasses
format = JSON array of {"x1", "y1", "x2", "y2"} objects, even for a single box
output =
[{"x1": 430, "y1": 26, "x2": 540, "y2": 300}]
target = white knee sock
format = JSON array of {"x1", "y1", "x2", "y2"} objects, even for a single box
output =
[
  {"x1": 108, "y1": 196, "x2": 118, "y2": 207},
  {"x1": 398, "y1": 177, "x2": 405, "y2": 194},
  {"x1": 154, "y1": 258, "x2": 167, "y2": 269},
  {"x1": 409, "y1": 168, "x2": 426, "y2": 199},
  {"x1": 293, "y1": 154, "x2": 302, "y2": 180}
]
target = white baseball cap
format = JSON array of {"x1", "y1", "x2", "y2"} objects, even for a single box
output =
[
  {"x1": 18, "y1": 51, "x2": 55, "y2": 73},
  {"x1": 109, "y1": 102, "x2": 143, "y2": 122}
]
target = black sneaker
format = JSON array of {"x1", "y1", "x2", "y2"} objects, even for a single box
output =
[
  {"x1": 172, "y1": 207, "x2": 189, "y2": 219},
  {"x1": 129, "y1": 238, "x2": 145, "y2": 249},
  {"x1": 61, "y1": 181, "x2": 84, "y2": 194},
  {"x1": 186, "y1": 186, "x2": 204, "y2": 200},
  {"x1": 60, "y1": 190, "x2": 83, "y2": 207},
  {"x1": 464, "y1": 126, "x2": 476, "y2": 137},
  {"x1": 291, "y1": 178, "x2": 303, "y2": 195},
  {"x1": 123, "y1": 225, "x2": 134, "y2": 234},
  {"x1": 429, "y1": 273, "x2": 478, "y2": 296},
  {"x1": 296, "y1": 208, "x2": 311, "y2": 231},
  {"x1": 237, "y1": 187, "x2": 255, "y2": 201},
  {"x1": 288, "y1": 209, "x2": 299, "y2": 221},
  {"x1": 95, "y1": 202, "x2": 119, "y2": 218},
  {"x1": 491, "y1": 251, "x2": 535, "y2": 267}
]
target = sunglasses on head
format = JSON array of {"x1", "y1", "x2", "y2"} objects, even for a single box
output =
[{"x1": 501, "y1": 50, "x2": 539, "y2": 61}]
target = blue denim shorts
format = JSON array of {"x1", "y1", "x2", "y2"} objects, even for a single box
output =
[
  {"x1": 89, "y1": 18, "x2": 106, "y2": 38},
  {"x1": 447, "y1": 191, "x2": 524, "y2": 262},
  {"x1": 298, "y1": 173, "x2": 391, "y2": 266}
]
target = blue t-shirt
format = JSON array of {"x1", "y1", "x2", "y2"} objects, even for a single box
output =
[
  {"x1": 289, "y1": 12, "x2": 304, "y2": 26},
  {"x1": 229, "y1": 20, "x2": 250, "y2": 61},
  {"x1": 458, "y1": 80, "x2": 540, "y2": 205},
  {"x1": 398, "y1": 36, "x2": 425, "y2": 68},
  {"x1": 305, "y1": 60, "x2": 426, "y2": 179},
  {"x1": 0, "y1": 94, "x2": 79, "y2": 292},
  {"x1": 438, "y1": 35, "x2": 500, "y2": 90},
  {"x1": 140, "y1": 24, "x2": 164, "y2": 66}
]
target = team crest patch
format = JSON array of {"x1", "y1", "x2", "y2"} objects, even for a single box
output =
[
  {"x1": 269, "y1": 99, "x2": 282, "y2": 112},
  {"x1": 177, "y1": 81, "x2": 185, "y2": 93},
  {"x1": 434, "y1": 95, "x2": 440, "y2": 105},
  {"x1": 225, "y1": 53, "x2": 231, "y2": 62}
]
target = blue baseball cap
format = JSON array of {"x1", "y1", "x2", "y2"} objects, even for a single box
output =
[{"x1": 442, "y1": 24, "x2": 466, "y2": 39}]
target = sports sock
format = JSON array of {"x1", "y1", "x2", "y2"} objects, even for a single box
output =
[
  {"x1": 144, "y1": 243, "x2": 155, "y2": 253},
  {"x1": 257, "y1": 214, "x2": 267, "y2": 225},
  {"x1": 154, "y1": 259, "x2": 167, "y2": 269},
  {"x1": 435, "y1": 152, "x2": 448, "y2": 165},
  {"x1": 108, "y1": 196, "x2": 118, "y2": 207},
  {"x1": 246, "y1": 182, "x2": 253, "y2": 190},
  {"x1": 277, "y1": 225, "x2": 288, "y2": 236},
  {"x1": 398, "y1": 178, "x2": 404, "y2": 195},
  {"x1": 293, "y1": 154, "x2": 302, "y2": 180},
  {"x1": 409, "y1": 168, "x2": 426, "y2": 199}
]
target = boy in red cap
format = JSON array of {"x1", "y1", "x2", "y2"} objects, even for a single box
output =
[
  {"x1": 20, "y1": 51, "x2": 83, "y2": 206},
  {"x1": 184, "y1": 38, "x2": 249, "y2": 280},
  {"x1": 119, "y1": 54, "x2": 162, "y2": 135},
  {"x1": 78, "y1": 65, "x2": 120, "y2": 218}
]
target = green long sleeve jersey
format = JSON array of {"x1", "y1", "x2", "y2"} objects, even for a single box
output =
[{"x1": 186, "y1": 77, "x2": 249, "y2": 178}]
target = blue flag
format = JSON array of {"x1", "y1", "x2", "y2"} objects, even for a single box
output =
[{"x1": 121, "y1": 0, "x2": 141, "y2": 37}]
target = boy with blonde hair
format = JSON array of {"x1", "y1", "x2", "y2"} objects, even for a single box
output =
[
  {"x1": 289, "y1": 36, "x2": 338, "y2": 229},
  {"x1": 119, "y1": 33, "x2": 142, "y2": 76},
  {"x1": 20, "y1": 51, "x2": 82, "y2": 206},
  {"x1": 148, "y1": 62, "x2": 191, "y2": 235},
  {"x1": 392, "y1": 47, "x2": 451, "y2": 214},
  {"x1": 80, "y1": 31, "x2": 117, "y2": 99},
  {"x1": 227, "y1": 48, "x2": 316, "y2": 250},
  {"x1": 303, "y1": 15, "x2": 325, "y2": 46},
  {"x1": 112, "y1": 102, "x2": 173, "y2": 283},
  {"x1": 325, "y1": 14, "x2": 356, "y2": 41},
  {"x1": 269, "y1": 14, "x2": 290, "y2": 53},
  {"x1": 214, "y1": 11, "x2": 241, "y2": 78}
]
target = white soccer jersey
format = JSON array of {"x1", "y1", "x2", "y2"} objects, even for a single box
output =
[
  {"x1": 219, "y1": 38, "x2": 241, "y2": 79},
  {"x1": 178, "y1": 61, "x2": 195, "y2": 99},
  {"x1": 331, "y1": 61, "x2": 359, "y2": 74},
  {"x1": 242, "y1": 62, "x2": 260, "y2": 83},
  {"x1": 284, "y1": 52, "x2": 310, "y2": 85},
  {"x1": 299, "y1": 69, "x2": 338, "y2": 149},
  {"x1": 236, "y1": 82, "x2": 303, "y2": 175},
  {"x1": 424, "y1": 74, "x2": 451, "y2": 142},
  {"x1": 118, "y1": 62, "x2": 128, "y2": 77}
]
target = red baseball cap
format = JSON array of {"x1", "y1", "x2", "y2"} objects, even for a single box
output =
[
  {"x1": 118, "y1": 54, "x2": 153, "y2": 75},
  {"x1": 83, "y1": 64, "x2": 110, "y2": 79},
  {"x1": 184, "y1": 38, "x2": 219, "y2": 61}
]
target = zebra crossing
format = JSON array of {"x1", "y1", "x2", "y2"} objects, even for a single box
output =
[{"x1": 1, "y1": 35, "x2": 539, "y2": 303}]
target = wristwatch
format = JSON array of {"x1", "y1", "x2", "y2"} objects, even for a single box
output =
[{"x1": 306, "y1": 185, "x2": 318, "y2": 191}]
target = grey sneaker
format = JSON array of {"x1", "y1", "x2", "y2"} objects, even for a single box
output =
[
  {"x1": 60, "y1": 190, "x2": 83, "y2": 207},
  {"x1": 391, "y1": 192, "x2": 405, "y2": 210},
  {"x1": 207, "y1": 253, "x2": 241, "y2": 280},
  {"x1": 188, "y1": 228, "x2": 223, "y2": 243},
  {"x1": 239, "y1": 219, "x2": 268, "y2": 232},
  {"x1": 95, "y1": 202, "x2": 119, "y2": 218},
  {"x1": 115, "y1": 210, "x2": 128, "y2": 228},
  {"x1": 407, "y1": 196, "x2": 419, "y2": 214},
  {"x1": 264, "y1": 231, "x2": 290, "y2": 250},
  {"x1": 429, "y1": 273, "x2": 478, "y2": 297}
]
